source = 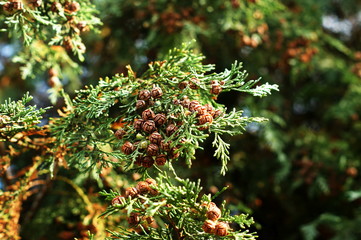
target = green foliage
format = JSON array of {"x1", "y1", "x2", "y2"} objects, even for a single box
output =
[
  {"x1": 50, "y1": 43, "x2": 277, "y2": 175},
  {"x1": 1, "y1": 0, "x2": 361, "y2": 239},
  {"x1": 100, "y1": 170, "x2": 256, "y2": 240},
  {"x1": 0, "y1": 92, "x2": 47, "y2": 141}
]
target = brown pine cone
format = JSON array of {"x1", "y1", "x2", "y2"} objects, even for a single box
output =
[
  {"x1": 178, "y1": 81, "x2": 188, "y2": 90},
  {"x1": 122, "y1": 141, "x2": 134, "y2": 155},
  {"x1": 189, "y1": 78, "x2": 200, "y2": 89},
  {"x1": 133, "y1": 119, "x2": 144, "y2": 131},
  {"x1": 125, "y1": 187, "x2": 139, "y2": 198},
  {"x1": 181, "y1": 97, "x2": 191, "y2": 108},
  {"x1": 151, "y1": 87, "x2": 163, "y2": 99},
  {"x1": 136, "y1": 100, "x2": 147, "y2": 109},
  {"x1": 114, "y1": 129, "x2": 126, "y2": 139},
  {"x1": 214, "y1": 222, "x2": 229, "y2": 236},
  {"x1": 153, "y1": 113, "x2": 167, "y2": 126},
  {"x1": 204, "y1": 104, "x2": 214, "y2": 112},
  {"x1": 142, "y1": 120, "x2": 156, "y2": 133},
  {"x1": 136, "y1": 181, "x2": 150, "y2": 194},
  {"x1": 202, "y1": 220, "x2": 216, "y2": 234},
  {"x1": 160, "y1": 140, "x2": 172, "y2": 152},
  {"x1": 198, "y1": 114, "x2": 213, "y2": 125},
  {"x1": 149, "y1": 132, "x2": 162, "y2": 145},
  {"x1": 76, "y1": 21, "x2": 88, "y2": 32},
  {"x1": 127, "y1": 212, "x2": 141, "y2": 226},
  {"x1": 147, "y1": 143, "x2": 159, "y2": 156},
  {"x1": 145, "y1": 178, "x2": 157, "y2": 185},
  {"x1": 155, "y1": 154, "x2": 167, "y2": 166},
  {"x1": 210, "y1": 84, "x2": 222, "y2": 95},
  {"x1": 206, "y1": 206, "x2": 221, "y2": 221},
  {"x1": 142, "y1": 156, "x2": 154, "y2": 168},
  {"x1": 142, "y1": 109, "x2": 155, "y2": 120},
  {"x1": 168, "y1": 147, "x2": 180, "y2": 159},
  {"x1": 65, "y1": 1, "x2": 80, "y2": 13},
  {"x1": 148, "y1": 189, "x2": 159, "y2": 197},
  {"x1": 196, "y1": 105, "x2": 208, "y2": 116},
  {"x1": 111, "y1": 196, "x2": 125, "y2": 206},
  {"x1": 166, "y1": 124, "x2": 178, "y2": 136},
  {"x1": 173, "y1": 99, "x2": 181, "y2": 105},
  {"x1": 138, "y1": 89, "x2": 151, "y2": 100},
  {"x1": 188, "y1": 100, "x2": 200, "y2": 112},
  {"x1": 212, "y1": 109, "x2": 222, "y2": 119}
]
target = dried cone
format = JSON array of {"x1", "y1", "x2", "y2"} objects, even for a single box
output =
[
  {"x1": 211, "y1": 84, "x2": 222, "y2": 95},
  {"x1": 155, "y1": 154, "x2": 167, "y2": 166},
  {"x1": 196, "y1": 105, "x2": 208, "y2": 116},
  {"x1": 142, "y1": 109, "x2": 155, "y2": 120},
  {"x1": 166, "y1": 124, "x2": 178, "y2": 136},
  {"x1": 114, "y1": 129, "x2": 126, "y2": 139},
  {"x1": 142, "y1": 156, "x2": 154, "y2": 168},
  {"x1": 160, "y1": 140, "x2": 172, "y2": 152},
  {"x1": 149, "y1": 187, "x2": 159, "y2": 196},
  {"x1": 214, "y1": 222, "x2": 229, "y2": 236},
  {"x1": 202, "y1": 220, "x2": 216, "y2": 234},
  {"x1": 189, "y1": 78, "x2": 200, "y2": 89},
  {"x1": 212, "y1": 109, "x2": 222, "y2": 119},
  {"x1": 122, "y1": 141, "x2": 134, "y2": 155},
  {"x1": 127, "y1": 212, "x2": 141, "y2": 226},
  {"x1": 133, "y1": 119, "x2": 144, "y2": 131},
  {"x1": 154, "y1": 113, "x2": 167, "y2": 126},
  {"x1": 145, "y1": 178, "x2": 157, "y2": 186},
  {"x1": 149, "y1": 132, "x2": 162, "y2": 145},
  {"x1": 76, "y1": 21, "x2": 88, "y2": 32},
  {"x1": 65, "y1": 1, "x2": 80, "y2": 13},
  {"x1": 138, "y1": 89, "x2": 151, "y2": 101},
  {"x1": 136, "y1": 100, "x2": 147, "y2": 109},
  {"x1": 142, "y1": 120, "x2": 156, "y2": 133},
  {"x1": 173, "y1": 99, "x2": 181, "y2": 105},
  {"x1": 178, "y1": 81, "x2": 188, "y2": 90},
  {"x1": 188, "y1": 100, "x2": 200, "y2": 112},
  {"x1": 151, "y1": 87, "x2": 163, "y2": 99},
  {"x1": 206, "y1": 205, "x2": 221, "y2": 221},
  {"x1": 168, "y1": 147, "x2": 180, "y2": 159},
  {"x1": 147, "y1": 143, "x2": 159, "y2": 156},
  {"x1": 205, "y1": 104, "x2": 214, "y2": 113},
  {"x1": 136, "y1": 181, "x2": 150, "y2": 195},
  {"x1": 125, "y1": 187, "x2": 139, "y2": 198},
  {"x1": 198, "y1": 114, "x2": 213, "y2": 125},
  {"x1": 111, "y1": 196, "x2": 125, "y2": 206}
]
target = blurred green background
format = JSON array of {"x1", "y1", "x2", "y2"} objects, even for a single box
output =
[{"x1": 1, "y1": 0, "x2": 361, "y2": 239}]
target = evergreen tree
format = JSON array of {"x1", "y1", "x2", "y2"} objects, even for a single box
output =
[{"x1": 1, "y1": 0, "x2": 361, "y2": 239}]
